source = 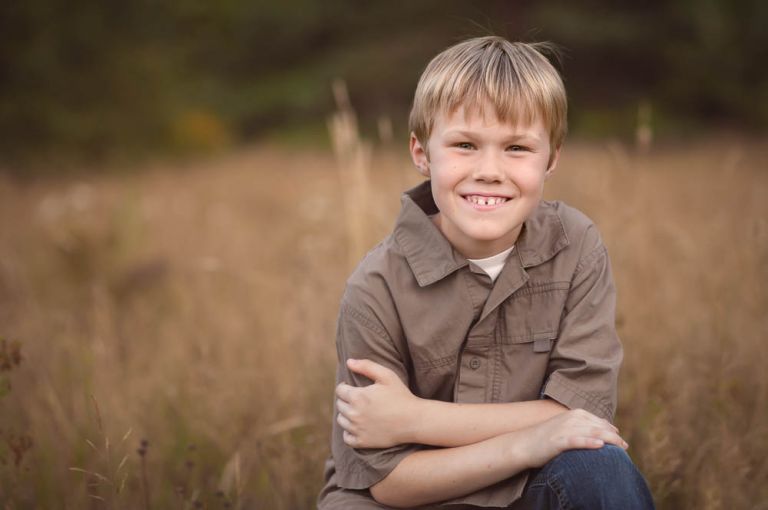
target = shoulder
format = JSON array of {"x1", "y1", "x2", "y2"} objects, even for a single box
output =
[
  {"x1": 339, "y1": 235, "x2": 410, "y2": 331},
  {"x1": 345, "y1": 234, "x2": 405, "y2": 295},
  {"x1": 542, "y1": 200, "x2": 602, "y2": 243},
  {"x1": 543, "y1": 200, "x2": 607, "y2": 256},
  {"x1": 540, "y1": 200, "x2": 599, "y2": 238}
]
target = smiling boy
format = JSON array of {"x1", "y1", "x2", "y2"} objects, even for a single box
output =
[
  {"x1": 317, "y1": 36, "x2": 654, "y2": 509},
  {"x1": 414, "y1": 108, "x2": 553, "y2": 260}
]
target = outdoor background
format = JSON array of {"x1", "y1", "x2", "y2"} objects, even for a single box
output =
[{"x1": 1, "y1": 1, "x2": 767, "y2": 509}]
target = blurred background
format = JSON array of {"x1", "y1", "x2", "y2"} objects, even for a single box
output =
[
  {"x1": 2, "y1": 0, "x2": 768, "y2": 166},
  {"x1": 0, "y1": 1, "x2": 766, "y2": 509}
]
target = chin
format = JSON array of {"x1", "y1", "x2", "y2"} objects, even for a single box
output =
[
  {"x1": 469, "y1": 231, "x2": 504, "y2": 241},
  {"x1": 465, "y1": 229, "x2": 514, "y2": 243},
  {"x1": 466, "y1": 221, "x2": 514, "y2": 236}
]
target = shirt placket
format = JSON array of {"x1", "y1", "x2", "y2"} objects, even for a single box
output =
[
  {"x1": 456, "y1": 317, "x2": 495, "y2": 403},
  {"x1": 455, "y1": 251, "x2": 531, "y2": 403}
]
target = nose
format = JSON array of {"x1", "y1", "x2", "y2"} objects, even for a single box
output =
[{"x1": 472, "y1": 151, "x2": 504, "y2": 183}]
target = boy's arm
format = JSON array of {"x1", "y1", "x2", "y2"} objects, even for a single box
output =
[
  {"x1": 413, "y1": 398, "x2": 569, "y2": 446},
  {"x1": 367, "y1": 409, "x2": 626, "y2": 508},
  {"x1": 337, "y1": 359, "x2": 578, "y2": 449},
  {"x1": 330, "y1": 296, "x2": 427, "y2": 492}
]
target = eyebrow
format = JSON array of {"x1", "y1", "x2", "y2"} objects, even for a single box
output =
[{"x1": 443, "y1": 129, "x2": 543, "y2": 143}]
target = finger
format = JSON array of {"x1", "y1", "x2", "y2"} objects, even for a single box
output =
[
  {"x1": 346, "y1": 358, "x2": 397, "y2": 384},
  {"x1": 336, "y1": 399, "x2": 355, "y2": 417},
  {"x1": 335, "y1": 383, "x2": 353, "y2": 403},
  {"x1": 342, "y1": 430, "x2": 358, "y2": 447},
  {"x1": 583, "y1": 412, "x2": 619, "y2": 433},
  {"x1": 578, "y1": 426, "x2": 628, "y2": 449},
  {"x1": 596, "y1": 430, "x2": 629, "y2": 449},
  {"x1": 560, "y1": 435, "x2": 606, "y2": 450},
  {"x1": 585, "y1": 415, "x2": 619, "y2": 434},
  {"x1": 571, "y1": 410, "x2": 619, "y2": 433},
  {"x1": 336, "y1": 413, "x2": 355, "y2": 433}
]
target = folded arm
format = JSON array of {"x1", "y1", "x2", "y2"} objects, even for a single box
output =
[
  {"x1": 337, "y1": 358, "x2": 602, "y2": 449},
  {"x1": 367, "y1": 409, "x2": 626, "y2": 508},
  {"x1": 412, "y1": 397, "x2": 568, "y2": 447},
  {"x1": 337, "y1": 359, "x2": 626, "y2": 507},
  {"x1": 370, "y1": 428, "x2": 530, "y2": 508}
]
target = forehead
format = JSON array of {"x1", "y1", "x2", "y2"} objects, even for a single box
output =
[{"x1": 433, "y1": 104, "x2": 548, "y2": 137}]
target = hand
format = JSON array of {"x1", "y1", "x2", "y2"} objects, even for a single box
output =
[
  {"x1": 518, "y1": 408, "x2": 628, "y2": 468},
  {"x1": 335, "y1": 358, "x2": 421, "y2": 449}
]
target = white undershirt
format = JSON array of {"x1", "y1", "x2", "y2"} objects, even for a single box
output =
[{"x1": 467, "y1": 245, "x2": 515, "y2": 282}]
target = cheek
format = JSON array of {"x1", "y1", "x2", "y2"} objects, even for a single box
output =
[
  {"x1": 431, "y1": 165, "x2": 464, "y2": 189},
  {"x1": 430, "y1": 175, "x2": 464, "y2": 212},
  {"x1": 516, "y1": 169, "x2": 547, "y2": 193}
]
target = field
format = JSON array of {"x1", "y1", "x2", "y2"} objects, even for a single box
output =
[{"x1": 0, "y1": 135, "x2": 767, "y2": 509}]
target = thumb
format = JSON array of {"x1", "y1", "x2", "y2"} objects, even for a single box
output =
[{"x1": 346, "y1": 358, "x2": 397, "y2": 384}]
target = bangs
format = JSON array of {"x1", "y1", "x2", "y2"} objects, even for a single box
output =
[{"x1": 410, "y1": 37, "x2": 567, "y2": 149}]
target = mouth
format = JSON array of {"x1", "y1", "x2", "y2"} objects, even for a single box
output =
[{"x1": 461, "y1": 194, "x2": 510, "y2": 208}]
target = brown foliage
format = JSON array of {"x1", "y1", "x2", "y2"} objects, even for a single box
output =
[{"x1": 0, "y1": 136, "x2": 766, "y2": 508}]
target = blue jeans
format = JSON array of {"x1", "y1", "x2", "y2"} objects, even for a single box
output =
[{"x1": 510, "y1": 445, "x2": 655, "y2": 509}]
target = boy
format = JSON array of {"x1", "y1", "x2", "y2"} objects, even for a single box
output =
[{"x1": 317, "y1": 36, "x2": 654, "y2": 509}]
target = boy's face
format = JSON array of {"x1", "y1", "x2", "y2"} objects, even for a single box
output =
[{"x1": 410, "y1": 104, "x2": 559, "y2": 259}]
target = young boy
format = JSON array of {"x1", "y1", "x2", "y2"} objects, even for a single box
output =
[{"x1": 317, "y1": 36, "x2": 655, "y2": 509}]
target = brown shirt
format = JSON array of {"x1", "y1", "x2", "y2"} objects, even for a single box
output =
[{"x1": 318, "y1": 180, "x2": 623, "y2": 509}]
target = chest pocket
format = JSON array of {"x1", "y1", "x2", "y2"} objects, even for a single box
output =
[{"x1": 500, "y1": 281, "x2": 570, "y2": 352}]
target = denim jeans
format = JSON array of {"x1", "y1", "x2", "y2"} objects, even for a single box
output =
[{"x1": 509, "y1": 445, "x2": 656, "y2": 510}]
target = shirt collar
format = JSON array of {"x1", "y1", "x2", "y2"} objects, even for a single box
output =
[{"x1": 393, "y1": 180, "x2": 570, "y2": 287}]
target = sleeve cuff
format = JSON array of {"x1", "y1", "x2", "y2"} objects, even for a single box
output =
[
  {"x1": 542, "y1": 372, "x2": 615, "y2": 421},
  {"x1": 334, "y1": 445, "x2": 421, "y2": 490}
]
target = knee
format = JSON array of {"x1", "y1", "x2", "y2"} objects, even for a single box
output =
[
  {"x1": 545, "y1": 445, "x2": 654, "y2": 508},
  {"x1": 566, "y1": 443, "x2": 633, "y2": 468},
  {"x1": 551, "y1": 445, "x2": 635, "y2": 486},
  {"x1": 553, "y1": 445, "x2": 639, "y2": 492}
]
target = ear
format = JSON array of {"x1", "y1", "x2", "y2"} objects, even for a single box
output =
[
  {"x1": 409, "y1": 132, "x2": 430, "y2": 177},
  {"x1": 544, "y1": 146, "x2": 561, "y2": 181}
]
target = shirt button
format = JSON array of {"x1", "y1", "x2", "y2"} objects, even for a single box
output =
[{"x1": 469, "y1": 357, "x2": 481, "y2": 370}]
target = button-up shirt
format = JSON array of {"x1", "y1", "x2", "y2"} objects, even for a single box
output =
[{"x1": 318, "y1": 180, "x2": 623, "y2": 509}]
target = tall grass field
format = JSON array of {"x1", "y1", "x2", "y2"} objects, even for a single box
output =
[{"x1": 0, "y1": 134, "x2": 766, "y2": 508}]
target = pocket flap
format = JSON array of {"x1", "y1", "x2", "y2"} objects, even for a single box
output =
[
  {"x1": 533, "y1": 337, "x2": 553, "y2": 353},
  {"x1": 502, "y1": 329, "x2": 557, "y2": 352}
]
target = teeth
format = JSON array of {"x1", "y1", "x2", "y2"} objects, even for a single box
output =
[{"x1": 466, "y1": 195, "x2": 507, "y2": 206}]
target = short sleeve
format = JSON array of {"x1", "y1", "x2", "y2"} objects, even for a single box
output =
[
  {"x1": 330, "y1": 298, "x2": 423, "y2": 490},
  {"x1": 541, "y1": 231, "x2": 623, "y2": 421}
]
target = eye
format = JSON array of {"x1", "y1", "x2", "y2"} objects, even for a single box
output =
[
  {"x1": 507, "y1": 145, "x2": 528, "y2": 152},
  {"x1": 455, "y1": 142, "x2": 475, "y2": 150}
]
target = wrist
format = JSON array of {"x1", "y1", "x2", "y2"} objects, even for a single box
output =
[
  {"x1": 502, "y1": 429, "x2": 535, "y2": 471},
  {"x1": 406, "y1": 396, "x2": 431, "y2": 444}
]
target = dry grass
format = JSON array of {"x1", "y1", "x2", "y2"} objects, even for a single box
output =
[{"x1": 0, "y1": 133, "x2": 766, "y2": 508}]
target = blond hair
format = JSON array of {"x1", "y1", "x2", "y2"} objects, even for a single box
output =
[{"x1": 409, "y1": 36, "x2": 567, "y2": 153}]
